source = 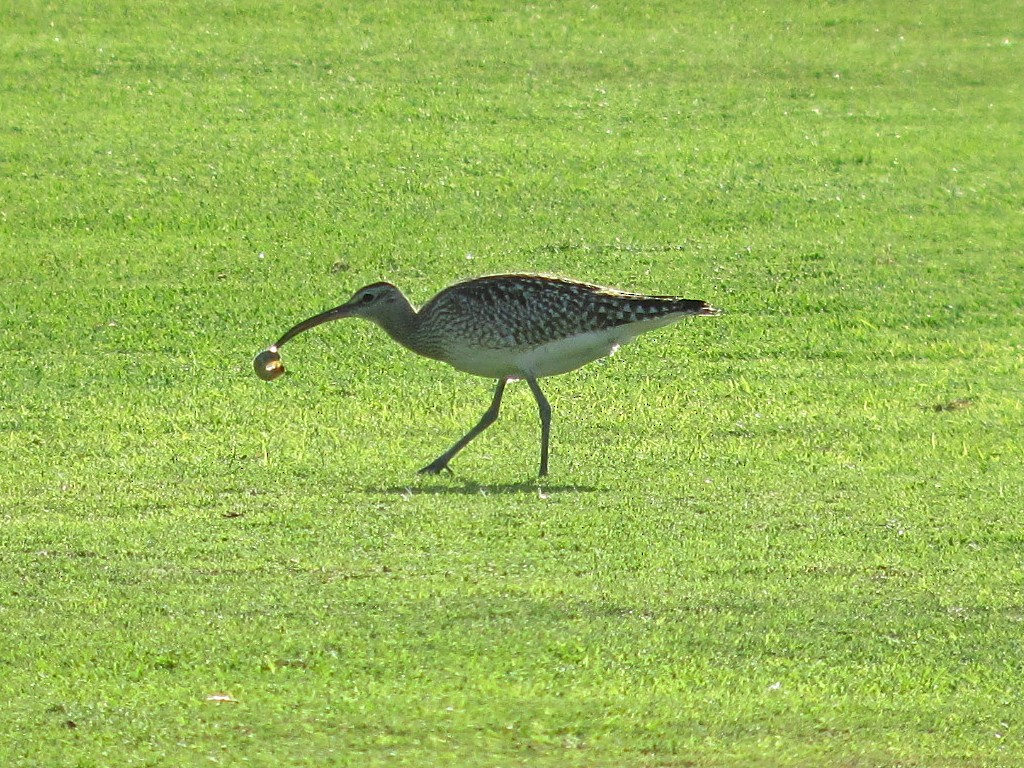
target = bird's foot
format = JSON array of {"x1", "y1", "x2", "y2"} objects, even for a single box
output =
[{"x1": 418, "y1": 459, "x2": 454, "y2": 475}]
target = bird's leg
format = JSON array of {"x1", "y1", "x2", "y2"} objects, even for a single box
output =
[
  {"x1": 526, "y1": 377, "x2": 551, "y2": 477},
  {"x1": 419, "y1": 379, "x2": 507, "y2": 475}
]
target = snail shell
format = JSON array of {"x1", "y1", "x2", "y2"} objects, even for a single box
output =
[{"x1": 254, "y1": 348, "x2": 285, "y2": 381}]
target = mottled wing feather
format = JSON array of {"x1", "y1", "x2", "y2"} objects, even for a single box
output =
[{"x1": 419, "y1": 274, "x2": 714, "y2": 349}]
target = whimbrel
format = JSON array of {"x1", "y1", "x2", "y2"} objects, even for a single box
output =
[{"x1": 255, "y1": 274, "x2": 720, "y2": 476}]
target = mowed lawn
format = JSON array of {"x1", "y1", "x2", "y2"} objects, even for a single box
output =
[{"x1": 2, "y1": 1, "x2": 1022, "y2": 765}]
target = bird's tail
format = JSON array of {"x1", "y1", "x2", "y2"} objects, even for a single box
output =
[{"x1": 669, "y1": 299, "x2": 721, "y2": 316}]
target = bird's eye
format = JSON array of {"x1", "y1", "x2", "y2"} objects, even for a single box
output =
[{"x1": 361, "y1": 292, "x2": 375, "y2": 304}]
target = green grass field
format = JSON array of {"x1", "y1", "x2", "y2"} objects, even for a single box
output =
[{"x1": 2, "y1": 1, "x2": 1023, "y2": 765}]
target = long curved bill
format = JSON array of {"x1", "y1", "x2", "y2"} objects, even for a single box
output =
[
  {"x1": 273, "y1": 302, "x2": 353, "y2": 348},
  {"x1": 256, "y1": 298, "x2": 359, "y2": 382}
]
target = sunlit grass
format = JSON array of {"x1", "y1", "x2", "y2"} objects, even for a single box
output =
[{"x1": 2, "y1": 1, "x2": 1022, "y2": 765}]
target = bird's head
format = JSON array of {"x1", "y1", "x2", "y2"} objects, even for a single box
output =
[{"x1": 271, "y1": 282, "x2": 411, "y2": 348}]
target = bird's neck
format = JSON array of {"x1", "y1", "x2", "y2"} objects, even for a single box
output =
[{"x1": 375, "y1": 300, "x2": 442, "y2": 360}]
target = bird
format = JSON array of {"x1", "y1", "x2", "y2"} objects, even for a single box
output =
[{"x1": 258, "y1": 273, "x2": 720, "y2": 476}]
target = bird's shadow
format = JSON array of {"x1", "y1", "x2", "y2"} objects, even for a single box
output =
[{"x1": 364, "y1": 479, "x2": 600, "y2": 496}]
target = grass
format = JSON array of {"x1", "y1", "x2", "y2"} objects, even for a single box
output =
[{"x1": 2, "y1": 0, "x2": 1023, "y2": 765}]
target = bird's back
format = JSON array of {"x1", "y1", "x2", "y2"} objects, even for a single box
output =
[{"x1": 419, "y1": 274, "x2": 715, "y2": 350}]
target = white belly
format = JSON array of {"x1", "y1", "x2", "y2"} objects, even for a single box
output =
[{"x1": 441, "y1": 316, "x2": 683, "y2": 379}]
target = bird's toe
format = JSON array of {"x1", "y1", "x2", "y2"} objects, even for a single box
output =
[{"x1": 418, "y1": 460, "x2": 453, "y2": 475}]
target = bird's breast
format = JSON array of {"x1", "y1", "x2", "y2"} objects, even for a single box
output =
[{"x1": 439, "y1": 327, "x2": 631, "y2": 379}]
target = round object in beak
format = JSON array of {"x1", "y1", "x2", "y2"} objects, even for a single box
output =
[{"x1": 254, "y1": 348, "x2": 285, "y2": 381}]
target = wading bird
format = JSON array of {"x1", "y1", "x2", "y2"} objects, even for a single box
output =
[{"x1": 255, "y1": 274, "x2": 720, "y2": 476}]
